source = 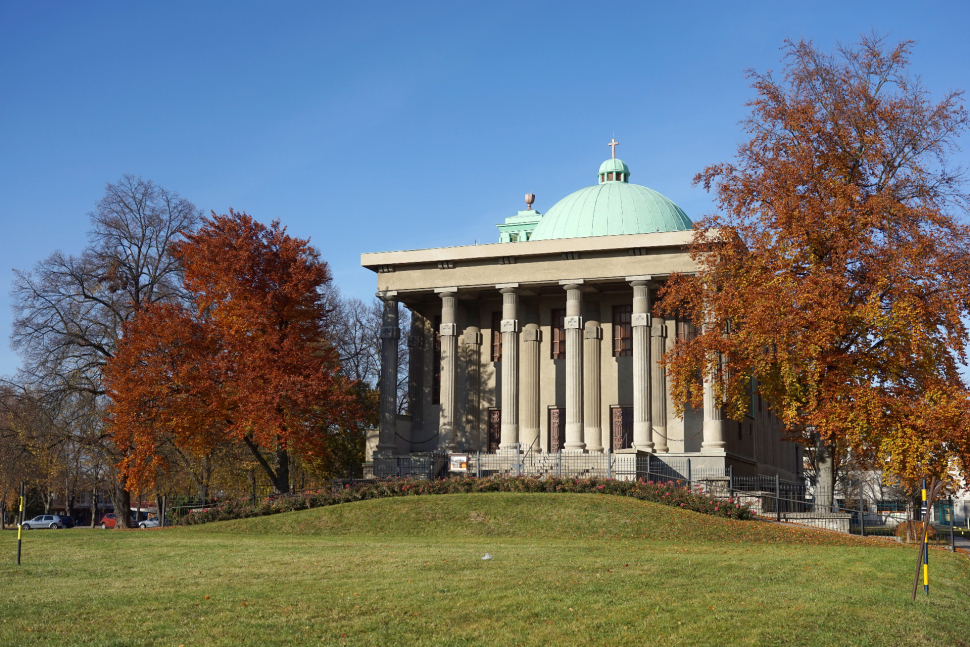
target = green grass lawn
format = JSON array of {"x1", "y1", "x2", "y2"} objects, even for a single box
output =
[{"x1": 2, "y1": 492, "x2": 968, "y2": 646}]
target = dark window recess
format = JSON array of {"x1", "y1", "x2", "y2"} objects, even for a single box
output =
[
  {"x1": 748, "y1": 376, "x2": 755, "y2": 418},
  {"x1": 551, "y1": 308, "x2": 566, "y2": 359},
  {"x1": 432, "y1": 315, "x2": 441, "y2": 405},
  {"x1": 549, "y1": 407, "x2": 565, "y2": 452},
  {"x1": 488, "y1": 409, "x2": 501, "y2": 453},
  {"x1": 612, "y1": 304, "x2": 632, "y2": 357},
  {"x1": 611, "y1": 406, "x2": 633, "y2": 450},
  {"x1": 491, "y1": 311, "x2": 502, "y2": 361}
]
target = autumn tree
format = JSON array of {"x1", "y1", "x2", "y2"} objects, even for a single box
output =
[
  {"x1": 105, "y1": 211, "x2": 362, "y2": 494},
  {"x1": 9, "y1": 176, "x2": 200, "y2": 527},
  {"x1": 658, "y1": 35, "x2": 970, "y2": 489}
]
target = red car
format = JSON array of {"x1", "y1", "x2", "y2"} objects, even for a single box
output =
[{"x1": 99, "y1": 513, "x2": 134, "y2": 529}]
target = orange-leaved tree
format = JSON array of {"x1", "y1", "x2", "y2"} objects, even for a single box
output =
[
  {"x1": 105, "y1": 210, "x2": 362, "y2": 494},
  {"x1": 658, "y1": 35, "x2": 970, "y2": 488}
]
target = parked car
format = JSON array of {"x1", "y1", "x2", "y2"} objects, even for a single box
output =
[
  {"x1": 100, "y1": 513, "x2": 140, "y2": 529},
  {"x1": 59, "y1": 515, "x2": 76, "y2": 528},
  {"x1": 138, "y1": 517, "x2": 159, "y2": 529},
  {"x1": 21, "y1": 515, "x2": 72, "y2": 529}
]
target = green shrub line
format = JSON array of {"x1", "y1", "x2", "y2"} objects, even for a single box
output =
[{"x1": 173, "y1": 476, "x2": 753, "y2": 526}]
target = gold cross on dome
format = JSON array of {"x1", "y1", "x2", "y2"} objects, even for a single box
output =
[{"x1": 608, "y1": 137, "x2": 619, "y2": 158}]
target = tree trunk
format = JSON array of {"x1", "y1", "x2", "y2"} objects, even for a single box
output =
[
  {"x1": 91, "y1": 488, "x2": 98, "y2": 528},
  {"x1": 114, "y1": 486, "x2": 132, "y2": 529},
  {"x1": 242, "y1": 436, "x2": 290, "y2": 495},
  {"x1": 276, "y1": 447, "x2": 290, "y2": 495}
]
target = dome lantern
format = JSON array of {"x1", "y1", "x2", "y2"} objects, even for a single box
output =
[{"x1": 598, "y1": 158, "x2": 631, "y2": 184}]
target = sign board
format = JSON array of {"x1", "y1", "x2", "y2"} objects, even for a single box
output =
[{"x1": 449, "y1": 454, "x2": 468, "y2": 472}]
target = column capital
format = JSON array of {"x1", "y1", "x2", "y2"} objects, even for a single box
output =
[
  {"x1": 496, "y1": 283, "x2": 520, "y2": 292},
  {"x1": 584, "y1": 325, "x2": 603, "y2": 340},
  {"x1": 559, "y1": 279, "x2": 585, "y2": 288},
  {"x1": 632, "y1": 313, "x2": 651, "y2": 328},
  {"x1": 434, "y1": 286, "x2": 459, "y2": 295},
  {"x1": 376, "y1": 290, "x2": 399, "y2": 301},
  {"x1": 625, "y1": 275, "x2": 653, "y2": 284},
  {"x1": 380, "y1": 326, "x2": 401, "y2": 339}
]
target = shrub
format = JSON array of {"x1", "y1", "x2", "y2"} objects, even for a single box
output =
[
  {"x1": 175, "y1": 476, "x2": 753, "y2": 527},
  {"x1": 893, "y1": 520, "x2": 936, "y2": 542}
]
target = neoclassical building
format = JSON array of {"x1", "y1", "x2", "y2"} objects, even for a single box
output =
[{"x1": 362, "y1": 146, "x2": 802, "y2": 480}]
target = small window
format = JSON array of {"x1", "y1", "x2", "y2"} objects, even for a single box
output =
[
  {"x1": 509, "y1": 233, "x2": 519, "y2": 242},
  {"x1": 612, "y1": 304, "x2": 632, "y2": 357},
  {"x1": 550, "y1": 308, "x2": 566, "y2": 359},
  {"x1": 607, "y1": 172, "x2": 614, "y2": 181},
  {"x1": 432, "y1": 316, "x2": 441, "y2": 404},
  {"x1": 491, "y1": 311, "x2": 502, "y2": 361}
]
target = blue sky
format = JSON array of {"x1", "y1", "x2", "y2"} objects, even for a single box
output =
[{"x1": 2, "y1": 1, "x2": 969, "y2": 377}]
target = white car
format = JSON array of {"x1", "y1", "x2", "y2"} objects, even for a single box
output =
[
  {"x1": 138, "y1": 518, "x2": 159, "y2": 529},
  {"x1": 21, "y1": 515, "x2": 72, "y2": 529}
]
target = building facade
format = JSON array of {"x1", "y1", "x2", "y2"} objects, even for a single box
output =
[{"x1": 362, "y1": 152, "x2": 802, "y2": 481}]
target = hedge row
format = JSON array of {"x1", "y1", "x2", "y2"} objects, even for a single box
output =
[{"x1": 174, "y1": 476, "x2": 753, "y2": 526}]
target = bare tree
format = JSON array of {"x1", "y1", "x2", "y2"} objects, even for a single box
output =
[
  {"x1": 8, "y1": 176, "x2": 200, "y2": 528},
  {"x1": 326, "y1": 288, "x2": 409, "y2": 414}
]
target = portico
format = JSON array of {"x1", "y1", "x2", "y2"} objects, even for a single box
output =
[{"x1": 363, "y1": 150, "x2": 802, "y2": 481}]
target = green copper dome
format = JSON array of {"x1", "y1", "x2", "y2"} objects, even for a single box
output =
[{"x1": 529, "y1": 159, "x2": 693, "y2": 240}]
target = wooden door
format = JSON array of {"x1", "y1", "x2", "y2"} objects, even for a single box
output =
[
  {"x1": 549, "y1": 407, "x2": 565, "y2": 452},
  {"x1": 612, "y1": 406, "x2": 633, "y2": 450},
  {"x1": 488, "y1": 409, "x2": 501, "y2": 453}
]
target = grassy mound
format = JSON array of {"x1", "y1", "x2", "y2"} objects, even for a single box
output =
[
  {"x1": 2, "y1": 492, "x2": 968, "y2": 647},
  {"x1": 194, "y1": 491, "x2": 886, "y2": 547}
]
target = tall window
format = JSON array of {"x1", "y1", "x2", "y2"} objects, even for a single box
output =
[
  {"x1": 491, "y1": 311, "x2": 502, "y2": 361},
  {"x1": 432, "y1": 315, "x2": 441, "y2": 404},
  {"x1": 550, "y1": 308, "x2": 566, "y2": 359},
  {"x1": 612, "y1": 304, "x2": 632, "y2": 357},
  {"x1": 676, "y1": 320, "x2": 697, "y2": 342}
]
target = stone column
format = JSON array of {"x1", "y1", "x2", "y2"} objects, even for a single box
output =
[
  {"x1": 436, "y1": 288, "x2": 458, "y2": 452},
  {"x1": 702, "y1": 351, "x2": 726, "y2": 452},
  {"x1": 407, "y1": 312, "x2": 425, "y2": 452},
  {"x1": 583, "y1": 295, "x2": 603, "y2": 453},
  {"x1": 651, "y1": 316, "x2": 668, "y2": 453},
  {"x1": 461, "y1": 325, "x2": 482, "y2": 451},
  {"x1": 377, "y1": 292, "x2": 400, "y2": 457},
  {"x1": 520, "y1": 323, "x2": 541, "y2": 451},
  {"x1": 498, "y1": 285, "x2": 520, "y2": 451},
  {"x1": 630, "y1": 279, "x2": 653, "y2": 452},
  {"x1": 815, "y1": 433, "x2": 835, "y2": 511},
  {"x1": 561, "y1": 281, "x2": 585, "y2": 452}
]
